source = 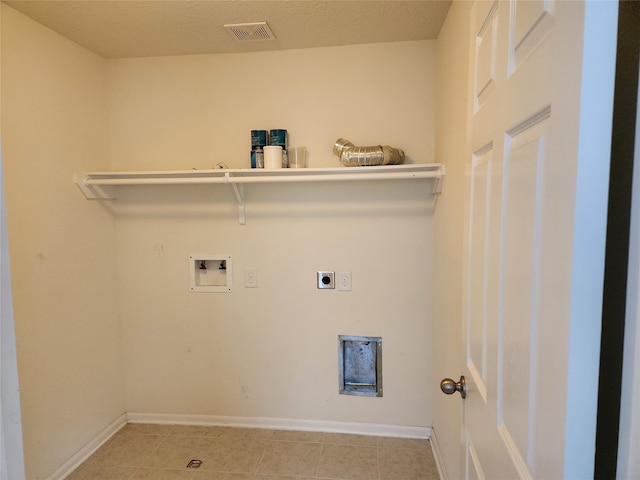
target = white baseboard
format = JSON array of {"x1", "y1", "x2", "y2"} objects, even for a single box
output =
[
  {"x1": 430, "y1": 427, "x2": 447, "y2": 480},
  {"x1": 126, "y1": 412, "x2": 432, "y2": 439},
  {"x1": 48, "y1": 413, "x2": 127, "y2": 480}
]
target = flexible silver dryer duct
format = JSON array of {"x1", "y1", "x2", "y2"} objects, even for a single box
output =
[{"x1": 333, "y1": 138, "x2": 405, "y2": 167}]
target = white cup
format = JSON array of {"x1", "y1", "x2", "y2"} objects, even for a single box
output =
[
  {"x1": 263, "y1": 146, "x2": 283, "y2": 169},
  {"x1": 288, "y1": 146, "x2": 306, "y2": 168}
]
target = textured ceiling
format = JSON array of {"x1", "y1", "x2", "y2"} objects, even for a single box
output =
[{"x1": 2, "y1": 0, "x2": 452, "y2": 59}]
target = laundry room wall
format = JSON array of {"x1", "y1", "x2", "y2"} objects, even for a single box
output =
[
  {"x1": 105, "y1": 41, "x2": 439, "y2": 428},
  {"x1": 1, "y1": 3, "x2": 442, "y2": 475},
  {"x1": 1, "y1": 4, "x2": 125, "y2": 479}
]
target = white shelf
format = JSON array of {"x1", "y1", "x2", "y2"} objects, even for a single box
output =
[{"x1": 74, "y1": 163, "x2": 445, "y2": 224}]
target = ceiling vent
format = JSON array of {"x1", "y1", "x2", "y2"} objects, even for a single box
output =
[{"x1": 224, "y1": 22, "x2": 276, "y2": 42}]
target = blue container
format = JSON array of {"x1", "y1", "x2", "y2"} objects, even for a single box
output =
[
  {"x1": 251, "y1": 130, "x2": 268, "y2": 149},
  {"x1": 269, "y1": 129, "x2": 288, "y2": 149},
  {"x1": 250, "y1": 148, "x2": 264, "y2": 168}
]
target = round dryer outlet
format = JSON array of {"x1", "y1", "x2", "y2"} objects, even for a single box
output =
[{"x1": 317, "y1": 271, "x2": 335, "y2": 289}]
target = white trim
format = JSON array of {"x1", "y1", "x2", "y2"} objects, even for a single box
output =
[
  {"x1": 430, "y1": 427, "x2": 447, "y2": 480},
  {"x1": 47, "y1": 414, "x2": 127, "y2": 480},
  {"x1": 126, "y1": 412, "x2": 431, "y2": 439}
]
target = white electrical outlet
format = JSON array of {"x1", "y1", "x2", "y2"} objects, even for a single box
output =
[
  {"x1": 337, "y1": 271, "x2": 352, "y2": 291},
  {"x1": 245, "y1": 268, "x2": 258, "y2": 288}
]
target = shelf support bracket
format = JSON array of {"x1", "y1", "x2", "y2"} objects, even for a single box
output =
[
  {"x1": 432, "y1": 174, "x2": 444, "y2": 194},
  {"x1": 226, "y1": 174, "x2": 245, "y2": 225}
]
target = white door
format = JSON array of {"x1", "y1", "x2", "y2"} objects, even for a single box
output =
[{"x1": 461, "y1": 1, "x2": 618, "y2": 478}]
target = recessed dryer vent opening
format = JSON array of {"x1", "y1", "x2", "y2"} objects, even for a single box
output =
[{"x1": 338, "y1": 335, "x2": 382, "y2": 397}]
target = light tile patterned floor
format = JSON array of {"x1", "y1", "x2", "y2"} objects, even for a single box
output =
[{"x1": 66, "y1": 424, "x2": 440, "y2": 480}]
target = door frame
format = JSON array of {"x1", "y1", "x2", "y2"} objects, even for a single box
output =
[{"x1": 595, "y1": 1, "x2": 640, "y2": 477}]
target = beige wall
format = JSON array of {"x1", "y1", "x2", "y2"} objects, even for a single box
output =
[
  {"x1": 1, "y1": 5, "x2": 124, "y2": 478},
  {"x1": 433, "y1": 1, "x2": 472, "y2": 478},
  {"x1": 105, "y1": 41, "x2": 436, "y2": 171},
  {"x1": 107, "y1": 41, "x2": 438, "y2": 427}
]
